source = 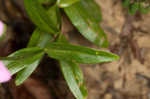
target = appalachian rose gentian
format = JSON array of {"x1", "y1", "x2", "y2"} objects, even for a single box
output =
[
  {"x1": 0, "y1": 21, "x2": 11, "y2": 83},
  {"x1": 0, "y1": 21, "x2": 4, "y2": 36},
  {"x1": 0, "y1": 61, "x2": 11, "y2": 83}
]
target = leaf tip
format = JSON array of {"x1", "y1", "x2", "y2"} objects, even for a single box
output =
[
  {"x1": 112, "y1": 54, "x2": 120, "y2": 61},
  {"x1": 15, "y1": 80, "x2": 22, "y2": 86}
]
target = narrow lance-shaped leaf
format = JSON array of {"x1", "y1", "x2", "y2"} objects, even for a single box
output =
[
  {"x1": 45, "y1": 42, "x2": 119, "y2": 64},
  {"x1": 24, "y1": 0, "x2": 59, "y2": 34},
  {"x1": 8, "y1": 47, "x2": 43, "y2": 58},
  {"x1": 28, "y1": 4, "x2": 61, "y2": 47},
  {"x1": 60, "y1": 61, "x2": 85, "y2": 99},
  {"x1": 0, "y1": 21, "x2": 7, "y2": 41},
  {"x1": 27, "y1": 28, "x2": 42, "y2": 47},
  {"x1": 15, "y1": 52, "x2": 44, "y2": 86},
  {"x1": 57, "y1": 34, "x2": 88, "y2": 98},
  {"x1": 57, "y1": 0, "x2": 80, "y2": 8},
  {"x1": 3, "y1": 47, "x2": 43, "y2": 62},
  {"x1": 3, "y1": 47, "x2": 43, "y2": 75},
  {"x1": 28, "y1": 28, "x2": 53, "y2": 48},
  {"x1": 7, "y1": 52, "x2": 44, "y2": 76},
  {"x1": 11, "y1": 0, "x2": 61, "y2": 85},
  {"x1": 15, "y1": 25, "x2": 54, "y2": 85},
  {"x1": 69, "y1": 61, "x2": 88, "y2": 98},
  {"x1": 64, "y1": 1, "x2": 108, "y2": 47},
  {"x1": 80, "y1": 0, "x2": 102, "y2": 23},
  {"x1": 47, "y1": 4, "x2": 62, "y2": 29},
  {"x1": 15, "y1": 52, "x2": 44, "y2": 85}
]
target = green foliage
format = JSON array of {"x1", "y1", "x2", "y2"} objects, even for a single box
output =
[
  {"x1": 24, "y1": 0, "x2": 59, "y2": 34},
  {"x1": 1, "y1": 0, "x2": 120, "y2": 99},
  {"x1": 64, "y1": 0, "x2": 108, "y2": 47},
  {"x1": 15, "y1": 57, "x2": 43, "y2": 85},
  {"x1": 80, "y1": 0, "x2": 102, "y2": 23},
  {"x1": 122, "y1": 0, "x2": 150, "y2": 15},
  {"x1": 59, "y1": 61, "x2": 87, "y2": 99},
  {"x1": 57, "y1": 32, "x2": 88, "y2": 99},
  {"x1": 3, "y1": 47, "x2": 44, "y2": 75},
  {"x1": 45, "y1": 42, "x2": 119, "y2": 64}
]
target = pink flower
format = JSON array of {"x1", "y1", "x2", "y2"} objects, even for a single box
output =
[
  {"x1": 0, "y1": 21, "x2": 11, "y2": 83},
  {"x1": 0, "y1": 21, "x2": 4, "y2": 36},
  {"x1": 0, "y1": 61, "x2": 11, "y2": 83}
]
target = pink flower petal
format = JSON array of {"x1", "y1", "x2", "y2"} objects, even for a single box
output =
[
  {"x1": 0, "y1": 21, "x2": 4, "y2": 37},
  {"x1": 0, "y1": 61, "x2": 11, "y2": 83}
]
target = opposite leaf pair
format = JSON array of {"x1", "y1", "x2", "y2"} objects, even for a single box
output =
[
  {"x1": 3, "y1": 41, "x2": 118, "y2": 98},
  {"x1": 25, "y1": 0, "x2": 107, "y2": 47},
  {"x1": 1, "y1": 0, "x2": 119, "y2": 99}
]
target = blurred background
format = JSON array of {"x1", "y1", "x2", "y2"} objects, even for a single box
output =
[{"x1": 1, "y1": 0, "x2": 150, "y2": 99}]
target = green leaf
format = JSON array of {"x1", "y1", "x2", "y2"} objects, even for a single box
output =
[
  {"x1": 24, "y1": 0, "x2": 59, "y2": 34},
  {"x1": 60, "y1": 61, "x2": 86, "y2": 99},
  {"x1": 15, "y1": 27, "x2": 53, "y2": 85},
  {"x1": 27, "y1": 4, "x2": 61, "y2": 46},
  {"x1": 69, "y1": 62, "x2": 88, "y2": 98},
  {"x1": 7, "y1": 52, "x2": 44, "y2": 75},
  {"x1": 57, "y1": 34, "x2": 88, "y2": 98},
  {"x1": 80, "y1": 0, "x2": 102, "y2": 23},
  {"x1": 15, "y1": 24, "x2": 54, "y2": 85},
  {"x1": 56, "y1": 34, "x2": 68, "y2": 43},
  {"x1": 15, "y1": 53, "x2": 43, "y2": 85},
  {"x1": 0, "y1": 57, "x2": 24, "y2": 61},
  {"x1": 8, "y1": 47, "x2": 43, "y2": 58},
  {"x1": 0, "y1": 23, "x2": 7, "y2": 41},
  {"x1": 122, "y1": 0, "x2": 130, "y2": 7},
  {"x1": 2, "y1": 47, "x2": 44, "y2": 85},
  {"x1": 47, "y1": 4, "x2": 62, "y2": 29},
  {"x1": 129, "y1": 2, "x2": 139, "y2": 15},
  {"x1": 3, "y1": 47, "x2": 43, "y2": 75},
  {"x1": 57, "y1": 0, "x2": 80, "y2": 8},
  {"x1": 27, "y1": 28, "x2": 42, "y2": 47},
  {"x1": 45, "y1": 42, "x2": 119, "y2": 64},
  {"x1": 64, "y1": 1, "x2": 108, "y2": 47},
  {"x1": 28, "y1": 28, "x2": 53, "y2": 48}
]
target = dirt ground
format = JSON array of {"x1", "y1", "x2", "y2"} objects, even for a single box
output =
[
  {"x1": 1, "y1": 0, "x2": 150, "y2": 99},
  {"x1": 84, "y1": 0, "x2": 150, "y2": 99}
]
